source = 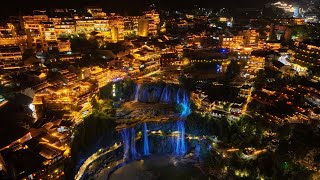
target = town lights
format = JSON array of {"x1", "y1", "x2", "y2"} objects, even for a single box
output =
[{"x1": 112, "y1": 84, "x2": 116, "y2": 97}]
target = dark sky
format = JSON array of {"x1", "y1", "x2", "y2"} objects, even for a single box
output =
[{"x1": 0, "y1": 0, "x2": 268, "y2": 16}]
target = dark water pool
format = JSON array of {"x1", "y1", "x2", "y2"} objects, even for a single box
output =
[{"x1": 109, "y1": 155, "x2": 208, "y2": 180}]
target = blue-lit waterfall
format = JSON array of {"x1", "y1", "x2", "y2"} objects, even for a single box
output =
[
  {"x1": 121, "y1": 128, "x2": 130, "y2": 160},
  {"x1": 132, "y1": 83, "x2": 191, "y2": 156},
  {"x1": 134, "y1": 84, "x2": 141, "y2": 101},
  {"x1": 175, "y1": 120, "x2": 186, "y2": 155},
  {"x1": 176, "y1": 89, "x2": 181, "y2": 105},
  {"x1": 160, "y1": 85, "x2": 171, "y2": 103},
  {"x1": 179, "y1": 90, "x2": 191, "y2": 118},
  {"x1": 143, "y1": 123, "x2": 150, "y2": 156},
  {"x1": 175, "y1": 90, "x2": 191, "y2": 156},
  {"x1": 130, "y1": 128, "x2": 139, "y2": 160},
  {"x1": 194, "y1": 143, "x2": 200, "y2": 159}
]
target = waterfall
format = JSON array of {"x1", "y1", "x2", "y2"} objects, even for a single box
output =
[
  {"x1": 180, "y1": 90, "x2": 191, "y2": 118},
  {"x1": 174, "y1": 89, "x2": 191, "y2": 156},
  {"x1": 121, "y1": 128, "x2": 130, "y2": 160},
  {"x1": 160, "y1": 85, "x2": 171, "y2": 103},
  {"x1": 176, "y1": 89, "x2": 181, "y2": 105},
  {"x1": 134, "y1": 84, "x2": 141, "y2": 102},
  {"x1": 130, "y1": 128, "x2": 139, "y2": 160},
  {"x1": 143, "y1": 123, "x2": 150, "y2": 156},
  {"x1": 175, "y1": 120, "x2": 186, "y2": 155},
  {"x1": 194, "y1": 143, "x2": 200, "y2": 159}
]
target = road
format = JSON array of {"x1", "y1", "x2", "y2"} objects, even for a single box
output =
[{"x1": 75, "y1": 143, "x2": 122, "y2": 180}]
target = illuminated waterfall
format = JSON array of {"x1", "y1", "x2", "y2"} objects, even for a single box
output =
[
  {"x1": 143, "y1": 123, "x2": 150, "y2": 156},
  {"x1": 121, "y1": 128, "x2": 130, "y2": 160},
  {"x1": 175, "y1": 120, "x2": 186, "y2": 155},
  {"x1": 175, "y1": 90, "x2": 191, "y2": 155},
  {"x1": 194, "y1": 143, "x2": 200, "y2": 159},
  {"x1": 134, "y1": 84, "x2": 141, "y2": 101},
  {"x1": 130, "y1": 128, "x2": 139, "y2": 160}
]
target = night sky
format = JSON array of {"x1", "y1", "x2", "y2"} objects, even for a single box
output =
[{"x1": 0, "y1": 0, "x2": 268, "y2": 16}]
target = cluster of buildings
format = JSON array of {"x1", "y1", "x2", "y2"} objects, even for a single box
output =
[
  {"x1": 214, "y1": 19, "x2": 319, "y2": 78},
  {"x1": 0, "y1": 8, "x2": 161, "y2": 69},
  {"x1": 253, "y1": 84, "x2": 320, "y2": 124},
  {"x1": 32, "y1": 66, "x2": 126, "y2": 122},
  {"x1": 191, "y1": 56, "x2": 265, "y2": 121},
  {"x1": 0, "y1": 64, "x2": 127, "y2": 179},
  {"x1": 0, "y1": 8, "x2": 163, "y2": 178},
  {"x1": 218, "y1": 29, "x2": 260, "y2": 49},
  {"x1": 289, "y1": 40, "x2": 320, "y2": 75},
  {"x1": 0, "y1": 3, "x2": 320, "y2": 179}
]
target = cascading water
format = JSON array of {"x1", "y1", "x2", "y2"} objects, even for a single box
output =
[
  {"x1": 134, "y1": 84, "x2": 141, "y2": 102},
  {"x1": 175, "y1": 120, "x2": 186, "y2": 155},
  {"x1": 180, "y1": 91, "x2": 191, "y2": 117},
  {"x1": 194, "y1": 143, "x2": 201, "y2": 159},
  {"x1": 176, "y1": 89, "x2": 181, "y2": 105},
  {"x1": 143, "y1": 123, "x2": 150, "y2": 156},
  {"x1": 130, "y1": 128, "x2": 139, "y2": 160},
  {"x1": 174, "y1": 89, "x2": 191, "y2": 156},
  {"x1": 160, "y1": 85, "x2": 171, "y2": 103},
  {"x1": 121, "y1": 128, "x2": 130, "y2": 160},
  {"x1": 131, "y1": 83, "x2": 191, "y2": 156}
]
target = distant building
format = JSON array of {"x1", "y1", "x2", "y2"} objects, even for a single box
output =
[
  {"x1": 144, "y1": 10, "x2": 160, "y2": 36},
  {"x1": 57, "y1": 38, "x2": 71, "y2": 52},
  {"x1": 262, "y1": 41, "x2": 282, "y2": 51},
  {"x1": 123, "y1": 16, "x2": 139, "y2": 36},
  {"x1": 273, "y1": 18, "x2": 305, "y2": 26},
  {"x1": 108, "y1": 14, "x2": 124, "y2": 42},
  {"x1": 0, "y1": 24, "x2": 26, "y2": 68},
  {"x1": 290, "y1": 40, "x2": 320, "y2": 75},
  {"x1": 138, "y1": 17, "x2": 149, "y2": 37},
  {"x1": 160, "y1": 53, "x2": 181, "y2": 66},
  {"x1": 242, "y1": 29, "x2": 259, "y2": 46},
  {"x1": 219, "y1": 36, "x2": 233, "y2": 48},
  {"x1": 22, "y1": 14, "x2": 58, "y2": 52},
  {"x1": 304, "y1": 15, "x2": 319, "y2": 23},
  {"x1": 75, "y1": 18, "x2": 95, "y2": 34},
  {"x1": 40, "y1": 22, "x2": 58, "y2": 51},
  {"x1": 50, "y1": 9, "x2": 76, "y2": 36},
  {"x1": 86, "y1": 7, "x2": 107, "y2": 18},
  {"x1": 0, "y1": 45, "x2": 23, "y2": 68}
]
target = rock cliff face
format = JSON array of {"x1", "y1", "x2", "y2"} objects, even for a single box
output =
[
  {"x1": 134, "y1": 83, "x2": 189, "y2": 105},
  {"x1": 131, "y1": 82, "x2": 191, "y2": 156}
]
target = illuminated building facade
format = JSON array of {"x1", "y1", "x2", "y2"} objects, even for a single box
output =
[
  {"x1": 219, "y1": 36, "x2": 233, "y2": 48},
  {"x1": 0, "y1": 24, "x2": 17, "y2": 37},
  {"x1": 57, "y1": 38, "x2": 71, "y2": 52},
  {"x1": 0, "y1": 24, "x2": 26, "y2": 68},
  {"x1": 123, "y1": 16, "x2": 139, "y2": 36},
  {"x1": 138, "y1": 17, "x2": 149, "y2": 37},
  {"x1": 273, "y1": 18, "x2": 305, "y2": 26},
  {"x1": 144, "y1": 10, "x2": 160, "y2": 36},
  {"x1": 0, "y1": 36, "x2": 26, "y2": 47},
  {"x1": 242, "y1": 29, "x2": 259, "y2": 46},
  {"x1": 51, "y1": 17, "x2": 75, "y2": 36},
  {"x1": 40, "y1": 22, "x2": 58, "y2": 51},
  {"x1": 86, "y1": 7, "x2": 107, "y2": 18},
  {"x1": 94, "y1": 19, "x2": 110, "y2": 32},
  {"x1": 108, "y1": 14, "x2": 124, "y2": 42},
  {"x1": 290, "y1": 41, "x2": 320, "y2": 75},
  {"x1": 18, "y1": 9, "x2": 160, "y2": 45},
  {"x1": 75, "y1": 18, "x2": 95, "y2": 34},
  {"x1": 0, "y1": 45, "x2": 23, "y2": 67},
  {"x1": 304, "y1": 15, "x2": 319, "y2": 23},
  {"x1": 232, "y1": 36, "x2": 244, "y2": 49},
  {"x1": 50, "y1": 9, "x2": 76, "y2": 36},
  {"x1": 22, "y1": 14, "x2": 49, "y2": 50}
]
